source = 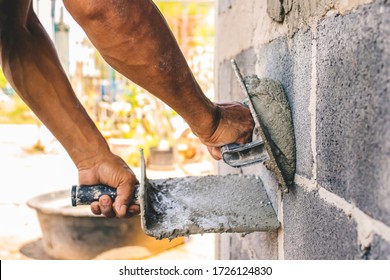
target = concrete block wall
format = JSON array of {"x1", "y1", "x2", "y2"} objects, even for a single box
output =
[{"x1": 215, "y1": 0, "x2": 390, "y2": 259}]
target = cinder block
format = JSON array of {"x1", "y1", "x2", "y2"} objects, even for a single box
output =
[
  {"x1": 217, "y1": 49, "x2": 279, "y2": 261},
  {"x1": 218, "y1": 31, "x2": 313, "y2": 179},
  {"x1": 217, "y1": 48, "x2": 257, "y2": 176},
  {"x1": 217, "y1": 59, "x2": 235, "y2": 103},
  {"x1": 218, "y1": 161, "x2": 241, "y2": 176},
  {"x1": 316, "y1": 2, "x2": 390, "y2": 225},
  {"x1": 219, "y1": 232, "x2": 278, "y2": 260},
  {"x1": 234, "y1": 48, "x2": 257, "y2": 80},
  {"x1": 256, "y1": 30, "x2": 313, "y2": 179},
  {"x1": 365, "y1": 234, "x2": 390, "y2": 260},
  {"x1": 283, "y1": 184, "x2": 360, "y2": 259},
  {"x1": 218, "y1": 47, "x2": 284, "y2": 212},
  {"x1": 216, "y1": 47, "x2": 256, "y2": 102},
  {"x1": 243, "y1": 163, "x2": 279, "y2": 216}
]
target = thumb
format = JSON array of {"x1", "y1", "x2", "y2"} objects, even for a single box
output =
[
  {"x1": 207, "y1": 146, "x2": 222, "y2": 160},
  {"x1": 113, "y1": 178, "x2": 138, "y2": 217}
]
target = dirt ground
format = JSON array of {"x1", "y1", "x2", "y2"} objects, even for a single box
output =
[{"x1": 0, "y1": 124, "x2": 215, "y2": 260}]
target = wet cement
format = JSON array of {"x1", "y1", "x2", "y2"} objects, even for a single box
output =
[
  {"x1": 244, "y1": 76, "x2": 296, "y2": 191},
  {"x1": 140, "y1": 174, "x2": 279, "y2": 240}
]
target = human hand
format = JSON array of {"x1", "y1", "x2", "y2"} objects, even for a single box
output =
[
  {"x1": 194, "y1": 102, "x2": 254, "y2": 160},
  {"x1": 77, "y1": 152, "x2": 140, "y2": 218}
]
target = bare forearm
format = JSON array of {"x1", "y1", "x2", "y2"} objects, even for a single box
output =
[
  {"x1": 0, "y1": 11, "x2": 110, "y2": 167},
  {"x1": 64, "y1": 0, "x2": 218, "y2": 136}
]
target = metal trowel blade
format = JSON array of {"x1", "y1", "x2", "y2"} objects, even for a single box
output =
[
  {"x1": 140, "y1": 174, "x2": 279, "y2": 240},
  {"x1": 71, "y1": 150, "x2": 280, "y2": 240}
]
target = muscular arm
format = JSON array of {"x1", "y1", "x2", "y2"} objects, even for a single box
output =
[
  {"x1": 0, "y1": 1, "x2": 138, "y2": 217},
  {"x1": 0, "y1": 0, "x2": 253, "y2": 218},
  {"x1": 63, "y1": 0, "x2": 254, "y2": 149},
  {"x1": 1, "y1": 8, "x2": 108, "y2": 167}
]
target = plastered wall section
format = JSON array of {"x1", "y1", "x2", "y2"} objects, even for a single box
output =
[{"x1": 215, "y1": 0, "x2": 390, "y2": 259}]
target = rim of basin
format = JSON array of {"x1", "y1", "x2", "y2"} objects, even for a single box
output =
[{"x1": 27, "y1": 189, "x2": 101, "y2": 217}]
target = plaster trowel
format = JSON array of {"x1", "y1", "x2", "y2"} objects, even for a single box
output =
[
  {"x1": 72, "y1": 150, "x2": 279, "y2": 240},
  {"x1": 71, "y1": 60, "x2": 296, "y2": 240},
  {"x1": 221, "y1": 60, "x2": 295, "y2": 192}
]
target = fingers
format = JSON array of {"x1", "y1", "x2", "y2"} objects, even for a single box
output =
[
  {"x1": 113, "y1": 189, "x2": 130, "y2": 218},
  {"x1": 90, "y1": 195, "x2": 140, "y2": 218},
  {"x1": 113, "y1": 177, "x2": 139, "y2": 218},
  {"x1": 100, "y1": 195, "x2": 116, "y2": 217},
  {"x1": 207, "y1": 146, "x2": 222, "y2": 160},
  {"x1": 90, "y1": 195, "x2": 116, "y2": 218},
  {"x1": 79, "y1": 153, "x2": 140, "y2": 218},
  {"x1": 90, "y1": 201, "x2": 101, "y2": 215}
]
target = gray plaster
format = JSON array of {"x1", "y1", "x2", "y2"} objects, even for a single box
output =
[
  {"x1": 140, "y1": 175, "x2": 279, "y2": 240},
  {"x1": 256, "y1": 31, "x2": 313, "y2": 179},
  {"x1": 244, "y1": 76, "x2": 296, "y2": 191},
  {"x1": 266, "y1": 0, "x2": 334, "y2": 36},
  {"x1": 235, "y1": 48, "x2": 257, "y2": 78},
  {"x1": 316, "y1": 2, "x2": 390, "y2": 225}
]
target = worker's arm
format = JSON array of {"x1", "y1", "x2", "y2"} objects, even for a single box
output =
[
  {"x1": 63, "y1": 0, "x2": 254, "y2": 159},
  {"x1": 0, "y1": 1, "x2": 139, "y2": 217},
  {"x1": 1, "y1": 0, "x2": 253, "y2": 218}
]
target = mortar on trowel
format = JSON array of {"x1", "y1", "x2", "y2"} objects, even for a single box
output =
[{"x1": 72, "y1": 60, "x2": 296, "y2": 240}]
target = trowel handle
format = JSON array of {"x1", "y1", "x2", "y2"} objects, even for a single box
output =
[
  {"x1": 220, "y1": 139, "x2": 270, "y2": 168},
  {"x1": 71, "y1": 184, "x2": 140, "y2": 207}
]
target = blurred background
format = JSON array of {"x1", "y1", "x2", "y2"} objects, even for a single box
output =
[{"x1": 0, "y1": 0, "x2": 217, "y2": 260}]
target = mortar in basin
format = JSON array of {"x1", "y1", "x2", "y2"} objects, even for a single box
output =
[{"x1": 27, "y1": 189, "x2": 183, "y2": 260}]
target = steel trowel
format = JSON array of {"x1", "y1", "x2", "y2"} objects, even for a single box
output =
[{"x1": 71, "y1": 60, "x2": 296, "y2": 240}]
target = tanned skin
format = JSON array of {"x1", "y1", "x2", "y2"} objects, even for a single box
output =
[{"x1": 0, "y1": 0, "x2": 254, "y2": 218}]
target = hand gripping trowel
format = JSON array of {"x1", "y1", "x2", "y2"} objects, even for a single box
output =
[{"x1": 71, "y1": 60, "x2": 296, "y2": 240}]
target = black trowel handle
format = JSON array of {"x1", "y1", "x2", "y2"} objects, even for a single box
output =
[{"x1": 71, "y1": 184, "x2": 140, "y2": 207}]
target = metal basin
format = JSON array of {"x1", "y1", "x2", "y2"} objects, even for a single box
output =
[{"x1": 27, "y1": 189, "x2": 183, "y2": 260}]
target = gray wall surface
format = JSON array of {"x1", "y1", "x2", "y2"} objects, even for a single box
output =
[{"x1": 215, "y1": 0, "x2": 390, "y2": 260}]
